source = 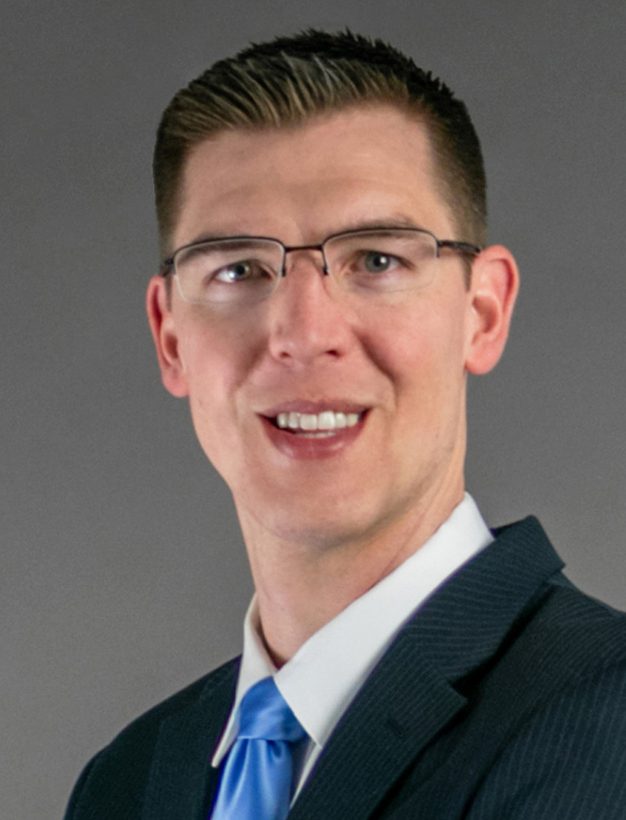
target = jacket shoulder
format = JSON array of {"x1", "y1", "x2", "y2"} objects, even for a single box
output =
[
  {"x1": 99, "y1": 655, "x2": 237, "y2": 757},
  {"x1": 463, "y1": 587, "x2": 626, "y2": 819},
  {"x1": 526, "y1": 575, "x2": 626, "y2": 672},
  {"x1": 64, "y1": 656, "x2": 239, "y2": 819}
]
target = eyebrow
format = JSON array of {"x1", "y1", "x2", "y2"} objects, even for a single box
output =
[
  {"x1": 336, "y1": 215, "x2": 424, "y2": 233},
  {"x1": 184, "y1": 215, "x2": 426, "y2": 247}
]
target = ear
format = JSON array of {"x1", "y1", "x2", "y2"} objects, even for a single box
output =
[
  {"x1": 146, "y1": 276, "x2": 189, "y2": 397},
  {"x1": 464, "y1": 244, "x2": 519, "y2": 375}
]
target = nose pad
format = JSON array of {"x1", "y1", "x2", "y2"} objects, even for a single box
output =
[
  {"x1": 282, "y1": 246, "x2": 328, "y2": 280},
  {"x1": 278, "y1": 247, "x2": 342, "y2": 308}
]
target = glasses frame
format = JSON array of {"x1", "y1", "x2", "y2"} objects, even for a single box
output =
[{"x1": 161, "y1": 226, "x2": 481, "y2": 280}]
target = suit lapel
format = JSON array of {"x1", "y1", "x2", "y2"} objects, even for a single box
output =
[
  {"x1": 289, "y1": 631, "x2": 465, "y2": 820},
  {"x1": 142, "y1": 659, "x2": 239, "y2": 820},
  {"x1": 290, "y1": 517, "x2": 564, "y2": 818}
]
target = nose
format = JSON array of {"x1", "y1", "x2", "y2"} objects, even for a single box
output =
[{"x1": 266, "y1": 251, "x2": 354, "y2": 365}]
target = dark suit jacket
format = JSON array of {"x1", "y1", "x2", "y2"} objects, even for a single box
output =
[{"x1": 65, "y1": 517, "x2": 626, "y2": 818}]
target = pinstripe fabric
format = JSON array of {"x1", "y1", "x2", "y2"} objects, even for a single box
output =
[
  {"x1": 64, "y1": 518, "x2": 626, "y2": 819},
  {"x1": 466, "y1": 666, "x2": 626, "y2": 818}
]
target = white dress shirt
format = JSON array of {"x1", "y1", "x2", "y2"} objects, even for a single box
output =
[{"x1": 211, "y1": 493, "x2": 493, "y2": 798}]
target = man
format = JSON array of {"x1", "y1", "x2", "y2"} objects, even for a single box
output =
[{"x1": 65, "y1": 30, "x2": 626, "y2": 819}]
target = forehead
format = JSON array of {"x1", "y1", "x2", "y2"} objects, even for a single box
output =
[{"x1": 174, "y1": 104, "x2": 454, "y2": 247}]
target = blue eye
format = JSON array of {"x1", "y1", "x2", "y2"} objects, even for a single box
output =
[
  {"x1": 214, "y1": 261, "x2": 257, "y2": 282},
  {"x1": 362, "y1": 251, "x2": 399, "y2": 273}
]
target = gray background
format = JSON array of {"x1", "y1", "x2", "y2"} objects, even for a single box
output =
[{"x1": 2, "y1": 0, "x2": 624, "y2": 816}]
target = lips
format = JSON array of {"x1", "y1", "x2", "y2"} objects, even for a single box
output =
[
  {"x1": 258, "y1": 401, "x2": 369, "y2": 458},
  {"x1": 260, "y1": 401, "x2": 368, "y2": 435},
  {"x1": 275, "y1": 409, "x2": 362, "y2": 432}
]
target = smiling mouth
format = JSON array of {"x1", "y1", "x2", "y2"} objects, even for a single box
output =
[{"x1": 269, "y1": 410, "x2": 365, "y2": 436}]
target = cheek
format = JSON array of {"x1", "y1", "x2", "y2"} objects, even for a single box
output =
[
  {"x1": 370, "y1": 299, "x2": 469, "y2": 447},
  {"x1": 177, "y1": 318, "x2": 257, "y2": 443},
  {"x1": 179, "y1": 314, "x2": 256, "y2": 391},
  {"x1": 373, "y1": 298, "x2": 467, "y2": 388},
  {"x1": 185, "y1": 361, "x2": 246, "y2": 488}
]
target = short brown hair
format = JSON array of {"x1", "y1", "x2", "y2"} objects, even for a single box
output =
[{"x1": 153, "y1": 29, "x2": 486, "y2": 258}]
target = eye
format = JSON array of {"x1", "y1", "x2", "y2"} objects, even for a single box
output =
[
  {"x1": 213, "y1": 260, "x2": 265, "y2": 283},
  {"x1": 361, "y1": 251, "x2": 400, "y2": 274}
]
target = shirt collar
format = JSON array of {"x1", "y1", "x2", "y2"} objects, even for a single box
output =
[{"x1": 212, "y1": 493, "x2": 492, "y2": 766}]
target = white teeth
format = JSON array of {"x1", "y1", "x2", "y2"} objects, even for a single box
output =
[
  {"x1": 275, "y1": 410, "x2": 362, "y2": 431},
  {"x1": 318, "y1": 411, "x2": 335, "y2": 430},
  {"x1": 300, "y1": 413, "x2": 318, "y2": 431}
]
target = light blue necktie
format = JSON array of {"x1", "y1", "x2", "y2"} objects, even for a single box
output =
[{"x1": 210, "y1": 677, "x2": 308, "y2": 819}]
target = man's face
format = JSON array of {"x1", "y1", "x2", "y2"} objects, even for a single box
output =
[{"x1": 148, "y1": 105, "x2": 515, "y2": 550}]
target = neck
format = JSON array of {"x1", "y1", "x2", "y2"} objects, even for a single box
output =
[{"x1": 237, "y1": 480, "x2": 464, "y2": 667}]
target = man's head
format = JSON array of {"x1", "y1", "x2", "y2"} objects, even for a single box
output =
[
  {"x1": 147, "y1": 32, "x2": 518, "y2": 556},
  {"x1": 153, "y1": 29, "x2": 486, "y2": 259}
]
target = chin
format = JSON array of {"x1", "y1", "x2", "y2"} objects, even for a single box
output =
[
  {"x1": 271, "y1": 517, "x2": 373, "y2": 552},
  {"x1": 239, "y1": 489, "x2": 375, "y2": 550}
]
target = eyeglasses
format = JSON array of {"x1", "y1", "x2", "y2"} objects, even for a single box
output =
[{"x1": 161, "y1": 227, "x2": 481, "y2": 308}]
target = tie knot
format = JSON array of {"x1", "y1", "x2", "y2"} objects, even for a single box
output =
[{"x1": 237, "y1": 678, "x2": 306, "y2": 743}]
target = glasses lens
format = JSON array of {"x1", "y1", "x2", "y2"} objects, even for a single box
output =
[
  {"x1": 174, "y1": 239, "x2": 282, "y2": 305},
  {"x1": 325, "y1": 229, "x2": 438, "y2": 294}
]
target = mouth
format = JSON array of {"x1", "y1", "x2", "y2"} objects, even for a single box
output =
[
  {"x1": 258, "y1": 403, "x2": 369, "y2": 458},
  {"x1": 270, "y1": 409, "x2": 364, "y2": 437}
]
